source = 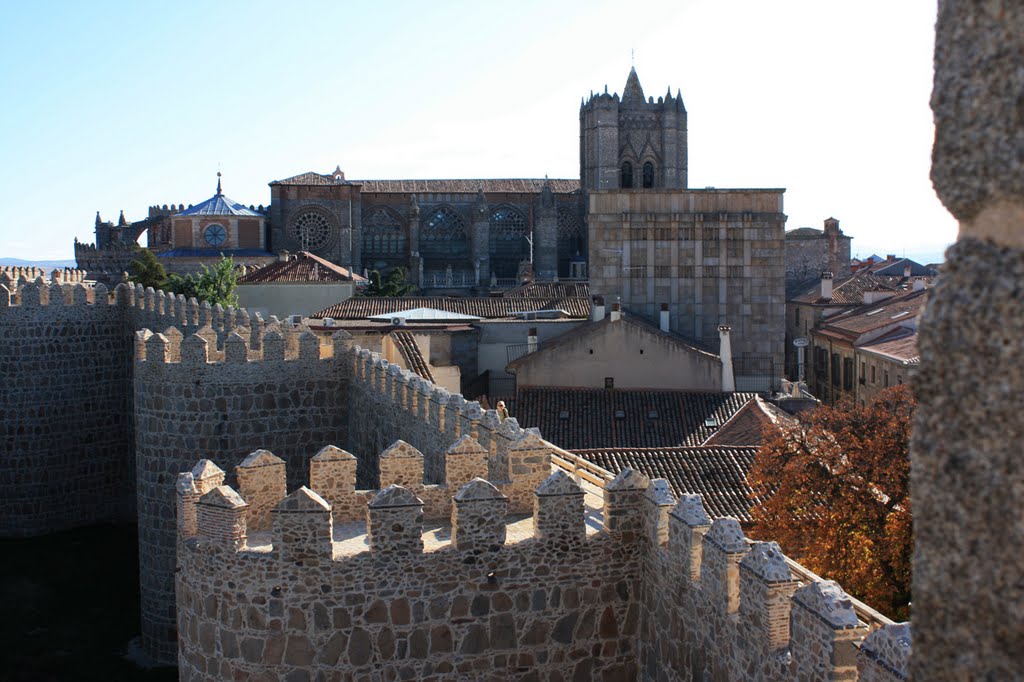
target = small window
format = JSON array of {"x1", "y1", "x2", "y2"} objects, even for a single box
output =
[
  {"x1": 871, "y1": 365, "x2": 876, "y2": 383},
  {"x1": 647, "y1": 410, "x2": 659, "y2": 420},
  {"x1": 588, "y1": 349, "x2": 593, "y2": 355},
  {"x1": 614, "y1": 410, "x2": 625, "y2": 419},
  {"x1": 884, "y1": 371, "x2": 890, "y2": 388},
  {"x1": 639, "y1": 349, "x2": 644, "y2": 355},
  {"x1": 621, "y1": 162, "x2": 633, "y2": 189},
  {"x1": 203, "y1": 223, "x2": 227, "y2": 246},
  {"x1": 795, "y1": 307, "x2": 801, "y2": 326},
  {"x1": 642, "y1": 162, "x2": 654, "y2": 188},
  {"x1": 558, "y1": 410, "x2": 569, "y2": 420},
  {"x1": 604, "y1": 377, "x2": 614, "y2": 389}
]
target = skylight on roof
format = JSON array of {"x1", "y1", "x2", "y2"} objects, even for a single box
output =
[
  {"x1": 866, "y1": 308, "x2": 884, "y2": 316},
  {"x1": 614, "y1": 410, "x2": 626, "y2": 419},
  {"x1": 891, "y1": 311, "x2": 910, "y2": 319}
]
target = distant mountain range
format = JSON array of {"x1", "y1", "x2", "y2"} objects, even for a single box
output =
[{"x1": 0, "y1": 257, "x2": 77, "y2": 268}]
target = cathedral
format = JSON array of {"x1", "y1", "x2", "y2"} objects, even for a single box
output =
[{"x1": 77, "y1": 67, "x2": 786, "y2": 372}]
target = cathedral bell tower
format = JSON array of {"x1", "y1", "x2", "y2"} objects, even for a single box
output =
[{"x1": 579, "y1": 67, "x2": 687, "y2": 191}]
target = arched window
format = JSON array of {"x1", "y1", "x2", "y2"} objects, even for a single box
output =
[
  {"x1": 420, "y1": 206, "x2": 469, "y2": 269},
  {"x1": 557, "y1": 208, "x2": 585, "y2": 278},
  {"x1": 643, "y1": 162, "x2": 655, "y2": 189},
  {"x1": 489, "y1": 206, "x2": 528, "y2": 278},
  {"x1": 361, "y1": 208, "x2": 407, "y2": 270},
  {"x1": 621, "y1": 161, "x2": 633, "y2": 189}
]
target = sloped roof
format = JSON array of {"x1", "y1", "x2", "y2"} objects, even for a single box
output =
[
  {"x1": 312, "y1": 296, "x2": 591, "y2": 320},
  {"x1": 390, "y1": 331, "x2": 435, "y2": 382},
  {"x1": 506, "y1": 312, "x2": 717, "y2": 372},
  {"x1": 178, "y1": 186, "x2": 263, "y2": 217},
  {"x1": 791, "y1": 271, "x2": 906, "y2": 306},
  {"x1": 502, "y1": 282, "x2": 590, "y2": 299},
  {"x1": 513, "y1": 387, "x2": 758, "y2": 450},
  {"x1": 271, "y1": 172, "x2": 580, "y2": 194},
  {"x1": 818, "y1": 289, "x2": 928, "y2": 339},
  {"x1": 574, "y1": 446, "x2": 762, "y2": 522},
  {"x1": 857, "y1": 327, "x2": 920, "y2": 365},
  {"x1": 238, "y1": 251, "x2": 366, "y2": 283},
  {"x1": 703, "y1": 396, "x2": 794, "y2": 447}
]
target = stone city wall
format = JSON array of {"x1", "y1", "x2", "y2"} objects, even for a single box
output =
[
  {"x1": 0, "y1": 279, "x2": 134, "y2": 536},
  {"x1": 175, "y1": 459, "x2": 911, "y2": 681},
  {"x1": 133, "y1": 326, "x2": 351, "y2": 663}
]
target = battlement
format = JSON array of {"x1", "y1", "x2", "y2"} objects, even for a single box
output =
[
  {"x1": 0, "y1": 277, "x2": 109, "y2": 308},
  {"x1": 177, "y1": 434, "x2": 552, "y2": 544},
  {"x1": 175, "y1": 453, "x2": 909, "y2": 680}
]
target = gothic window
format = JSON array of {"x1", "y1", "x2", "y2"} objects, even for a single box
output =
[
  {"x1": 420, "y1": 206, "x2": 469, "y2": 268},
  {"x1": 361, "y1": 208, "x2": 407, "y2": 269},
  {"x1": 621, "y1": 161, "x2": 634, "y2": 189},
  {"x1": 489, "y1": 206, "x2": 528, "y2": 278},
  {"x1": 557, "y1": 208, "x2": 585, "y2": 278},
  {"x1": 643, "y1": 162, "x2": 655, "y2": 188},
  {"x1": 289, "y1": 210, "x2": 334, "y2": 252},
  {"x1": 203, "y1": 223, "x2": 226, "y2": 247}
]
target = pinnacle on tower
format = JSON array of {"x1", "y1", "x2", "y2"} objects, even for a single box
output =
[
  {"x1": 622, "y1": 66, "x2": 645, "y2": 103},
  {"x1": 118, "y1": 210, "x2": 128, "y2": 227},
  {"x1": 95, "y1": 211, "x2": 102, "y2": 227}
]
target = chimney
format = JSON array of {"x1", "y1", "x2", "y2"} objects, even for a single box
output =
[
  {"x1": 527, "y1": 327, "x2": 538, "y2": 353},
  {"x1": 913, "y1": 278, "x2": 926, "y2": 292},
  {"x1": 592, "y1": 296, "x2": 606, "y2": 322},
  {"x1": 863, "y1": 289, "x2": 896, "y2": 305},
  {"x1": 609, "y1": 301, "x2": 622, "y2": 322},
  {"x1": 903, "y1": 262, "x2": 912, "y2": 278},
  {"x1": 659, "y1": 303, "x2": 670, "y2": 333},
  {"x1": 278, "y1": 250, "x2": 291, "y2": 263},
  {"x1": 887, "y1": 254, "x2": 896, "y2": 262},
  {"x1": 718, "y1": 325, "x2": 735, "y2": 393},
  {"x1": 821, "y1": 271, "x2": 834, "y2": 300}
]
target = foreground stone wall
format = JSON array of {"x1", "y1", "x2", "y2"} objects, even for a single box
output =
[
  {"x1": 134, "y1": 329, "x2": 351, "y2": 663},
  {"x1": 911, "y1": 1, "x2": 1024, "y2": 678},
  {"x1": 175, "y1": 461, "x2": 910, "y2": 681},
  {"x1": 0, "y1": 280, "x2": 134, "y2": 537}
]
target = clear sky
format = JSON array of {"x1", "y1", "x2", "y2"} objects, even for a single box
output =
[{"x1": 0, "y1": 0, "x2": 954, "y2": 264}]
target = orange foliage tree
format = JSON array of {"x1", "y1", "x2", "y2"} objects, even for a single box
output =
[{"x1": 748, "y1": 385, "x2": 914, "y2": 620}]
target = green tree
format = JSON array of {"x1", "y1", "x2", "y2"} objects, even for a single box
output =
[
  {"x1": 127, "y1": 247, "x2": 168, "y2": 291},
  {"x1": 168, "y1": 254, "x2": 240, "y2": 308},
  {"x1": 362, "y1": 267, "x2": 417, "y2": 297},
  {"x1": 747, "y1": 385, "x2": 914, "y2": 620}
]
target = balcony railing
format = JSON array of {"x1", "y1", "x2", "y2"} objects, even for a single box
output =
[{"x1": 421, "y1": 271, "x2": 478, "y2": 288}]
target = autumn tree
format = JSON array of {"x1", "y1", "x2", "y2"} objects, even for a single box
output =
[{"x1": 748, "y1": 385, "x2": 914, "y2": 620}]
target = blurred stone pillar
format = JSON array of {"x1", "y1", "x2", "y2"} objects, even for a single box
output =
[{"x1": 912, "y1": 3, "x2": 1024, "y2": 679}]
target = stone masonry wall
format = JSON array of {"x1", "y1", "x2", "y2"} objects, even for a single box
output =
[
  {"x1": 0, "y1": 280, "x2": 134, "y2": 537},
  {"x1": 175, "y1": 460, "x2": 911, "y2": 681},
  {"x1": 133, "y1": 328, "x2": 351, "y2": 663}
]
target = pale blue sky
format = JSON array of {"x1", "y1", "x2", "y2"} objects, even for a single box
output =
[{"x1": 0, "y1": 0, "x2": 953, "y2": 263}]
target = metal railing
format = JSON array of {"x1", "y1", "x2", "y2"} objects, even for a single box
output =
[
  {"x1": 541, "y1": 438, "x2": 894, "y2": 632},
  {"x1": 421, "y1": 271, "x2": 478, "y2": 288}
]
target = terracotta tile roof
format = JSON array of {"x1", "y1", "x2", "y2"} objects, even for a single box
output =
[
  {"x1": 512, "y1": 387, "x2": 757, "y2": 450},
  {"x1": 271, "y1": 172, "x2": 581, "y2": 194},
  {"x1": 857, "y1": 327, "x2": 920, "y2": 365},
  {"x1": 238, "y1": 252, "x2": 367, "y2": 283},
  {"x1": 574, "y1": 446, "x2": 762, "y2": 522},
  {"x1": 818, "y1": 289, "x2": 928, "y2": 338},
  {"x1": 791, "y1": 271, "x2": 905, "y2": 305},
  {"x1": 390, "y1": 331, "x2": 435, "y2": 382},
  {"x1": 703, "y1": 396, "x2": 793, "y2": 447},
  {"x1": 312, "y1": 296, "x2": 591, "y2": 320},
  {"x1": 501, "y1": 282, "x2": 590, "y2": 298}
]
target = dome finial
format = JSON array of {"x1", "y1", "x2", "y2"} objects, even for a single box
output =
[{"x1": 216, "y1": 171, "x2": 222, "y2": 196}]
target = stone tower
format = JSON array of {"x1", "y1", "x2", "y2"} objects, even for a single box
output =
[{"x1": 579, "y1": 67, "x2": 688, "y2": 191}]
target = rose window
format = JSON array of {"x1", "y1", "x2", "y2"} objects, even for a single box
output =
[
  {"x1": 289, "y1": 211, "x2": 333, "y2": 251},
  {"x1": 203, "y1": 224, "x2": 227, "y2": 247}
]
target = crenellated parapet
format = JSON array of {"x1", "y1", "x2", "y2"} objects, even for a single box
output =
[{"x1": 175, "y1": 446, "x2": 908, "y2": 681}]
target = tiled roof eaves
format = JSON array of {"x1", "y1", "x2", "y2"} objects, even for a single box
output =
[{"x1": 572, "y1": 445, "x2": 761, "y2": 522}]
